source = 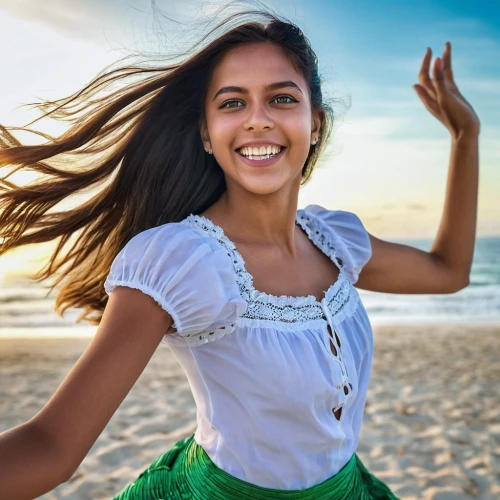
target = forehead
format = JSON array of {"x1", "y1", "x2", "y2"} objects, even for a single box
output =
[{"x1": 208, "y1": 43, "x2": 306, "y2": 93}]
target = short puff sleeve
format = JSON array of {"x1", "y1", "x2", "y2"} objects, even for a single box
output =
[
  {"x1": 104, "y1": 223, "x2": 247, "y2": 347},
  {"x1": 304, "y1": 204, "x2": 372, "y2": 285}
]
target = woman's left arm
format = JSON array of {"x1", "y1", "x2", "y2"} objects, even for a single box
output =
[{"x1": 356, "y1": 42, "x2": 480, "y2": 294}]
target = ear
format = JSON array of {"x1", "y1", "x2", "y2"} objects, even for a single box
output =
[
  {"x1": 199, "y1": 117, "x2": 210, "y2": 144},
  {"x1": 311, "y1": 108, "x2": 325, "y2": 137}
]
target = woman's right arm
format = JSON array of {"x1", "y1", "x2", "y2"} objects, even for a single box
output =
[{"x1": 0, "y1": 286, "x2": 173, "y2": 499}]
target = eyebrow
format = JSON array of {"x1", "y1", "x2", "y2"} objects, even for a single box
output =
[{"x1": 212, "y1": 80, "x2": 303, "y2": 101}]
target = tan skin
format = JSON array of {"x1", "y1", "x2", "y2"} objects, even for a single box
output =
[
  {"x1": 199, "y1": 41, "x2": 476, "y2": 298},
  {"x1": 199, "y1": 42, "x2": 335, "y2": 302},
  {"x1": 0, "y1": 41, "x2": 478, "y2": 498}
]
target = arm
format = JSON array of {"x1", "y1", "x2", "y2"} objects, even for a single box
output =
[
  {"x1": 356, "y1": 42, "x2": 479, "y2": 295},
  {"x1": 356, "y1": 135, "x2": 478, "y2": 294},
  {"x1": 0, "y1": 286, "x2": 173, "y2": 499},
  {"x1": 0, "y1": 422, "x2": 69, "y2": 498}
]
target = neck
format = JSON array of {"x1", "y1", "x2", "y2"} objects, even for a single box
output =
[{"x1": 203, "y1": 188, "x2": 301, "y2": 258}]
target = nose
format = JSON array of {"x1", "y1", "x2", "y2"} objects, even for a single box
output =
[{"x1": 243, "y1": 102, "x2": 275, "y2": 132}]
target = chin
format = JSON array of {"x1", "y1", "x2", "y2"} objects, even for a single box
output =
[
  {"x1": 236, "y1": 175, "x2": 293, "y2": 195},
  {"x1": 224, "y1": 163, "x2": 303, "y2": 195},
  {"x1": 246, "y1": 185, "x2": 284, "y2": 196}
]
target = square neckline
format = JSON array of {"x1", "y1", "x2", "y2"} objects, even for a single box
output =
[{"x1": 184, "y1": 209, "x2": 347, "y2": 308}]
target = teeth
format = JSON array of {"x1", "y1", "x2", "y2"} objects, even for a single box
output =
[
  {"x1": 243, "y1": 153, "x2": 278, "y2": 161},
  {"x1": 239, "y1": 145, "x2": 282, "y2": 157}
]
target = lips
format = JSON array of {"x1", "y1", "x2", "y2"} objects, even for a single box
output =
[
  {"x1": 235, "y1": 146, "x2": 286, "y2": 157},
  {"x1": 235, "y1": 146, "x2": 286, "y2": 167}
]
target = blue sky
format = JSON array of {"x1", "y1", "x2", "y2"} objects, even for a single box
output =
[{"x1": 0, "y1": 0, "x2": 498, "y2": 261}]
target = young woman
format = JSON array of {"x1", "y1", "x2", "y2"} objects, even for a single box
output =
[{"x1": 0, "y1": 5, "x2": 480, "y2": 499}]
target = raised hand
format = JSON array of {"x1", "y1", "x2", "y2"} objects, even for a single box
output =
[{"x1": 413, "y1": 42, "x2": 480, "y2": 139}]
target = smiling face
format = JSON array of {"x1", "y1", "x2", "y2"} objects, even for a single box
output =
[{"x1": 200, "y1": 42, "x2": 323, "y2": 198}]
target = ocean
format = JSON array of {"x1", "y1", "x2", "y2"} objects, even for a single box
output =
[{"x1": 1, "y1": 236, "x2": 499, "y2": 337}]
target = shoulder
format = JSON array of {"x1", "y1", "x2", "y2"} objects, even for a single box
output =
[
  {"x1": 301, "y1": 204, "x2": 372, "y2": 284},
  {"x1": 104, "y1": 219, "x2": 237, "y2": 298},
  {"x1": 112, "y1": 219, "x2": 230, "y2": 265},
  {"x1": 104, "y1": 219, "x2": 247, "y2": 341},
  {"x1": 301, "y1": 204, "x2": 365, "y2": 230},
  {"x1": 121, "y1": 220, "x2": 215, "y2": 252}
]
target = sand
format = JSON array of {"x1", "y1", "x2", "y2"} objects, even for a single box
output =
[{"x1": 0, "y1": 323, "x2": 499, "y2": 499}]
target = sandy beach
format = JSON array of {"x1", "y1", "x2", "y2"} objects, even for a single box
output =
[{"x1": 0, "y1": 323, "x2": 498, "y2": 500}]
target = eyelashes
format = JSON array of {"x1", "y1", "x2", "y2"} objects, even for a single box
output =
[{"x1": 219, "y1": 95, "x2": 299, "y2": 109}]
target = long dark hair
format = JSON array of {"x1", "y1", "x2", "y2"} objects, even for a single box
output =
[{"x1": 0, "y1": 1, "x2": 342, "y2": 326}]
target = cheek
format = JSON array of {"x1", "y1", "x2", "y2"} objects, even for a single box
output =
[
  {"x1": 283, "y1": 112, "x2": 311, "y2": 139},
  {"x1": 210, "y1": 117, "x2": 237, "y2": 145}
]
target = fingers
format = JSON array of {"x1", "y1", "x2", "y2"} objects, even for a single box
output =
[
  {"x1": 418, "y1": 42, "x2": 454, "y2": 99},
  {"x1": 413, "y1": 84, "x2": 441, "y2": 119},
  {"x1": 432, "y1": 57, "x2": 445, "y2": 84},
  {"x1": 442, "y1": 41, "x2": 454, "y2": 82},
  {"x1": 418, "y1": 47, "x2": 437, "y2": 99}
]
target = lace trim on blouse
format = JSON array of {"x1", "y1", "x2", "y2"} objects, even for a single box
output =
[{"x1": 165, "y1": 209, "x2": 359, "y2": 347}]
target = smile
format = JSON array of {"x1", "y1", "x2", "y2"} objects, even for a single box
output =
[{"x1": 235, "y1": 147, "x2": 286, "y2": 167}]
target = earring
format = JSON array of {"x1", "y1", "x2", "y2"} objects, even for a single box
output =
[
  {"x1": 204, "y1": 146, "x2": 212, "y2": 154},
  {"x1": 311, "y1": 137, "x2": 318, "y2": 145}
]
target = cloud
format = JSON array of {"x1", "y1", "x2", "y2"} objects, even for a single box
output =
[
  {"x1": 0, "y1": 0, "x2": 189, "y2": 46},
  {"x1": 0, "y1": 0, "x2": 119, "y2": 43}
]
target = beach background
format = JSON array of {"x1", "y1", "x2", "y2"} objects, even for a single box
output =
[
  {"x1": 1, "y1": 238, "x2": 499, "y2": 500},
  {"x1": 2, "y1": 235, "x2": 500, "y2": 335},
  {"x1": 1, "y1": 0, "x2": 500, "y2": 499},
  {"x1": 1, "y1": 325, "x2": 499, "y2": 500}
]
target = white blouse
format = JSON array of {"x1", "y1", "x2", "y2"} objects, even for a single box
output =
[{"x1": 104, "y1": 204, "x2": 374, "y2": 490}]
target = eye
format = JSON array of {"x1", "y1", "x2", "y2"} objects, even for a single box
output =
[
  {"x1": 274, "y1": 95, "x2": 297, "y2": 104},
  {"x1": 219, "y1": 95, "x2": 298, "y2": 109}
]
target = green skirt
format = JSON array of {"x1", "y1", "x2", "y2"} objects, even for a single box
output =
[{"x1": 113, "y1": 434, "x2": 400, "y2": 499}]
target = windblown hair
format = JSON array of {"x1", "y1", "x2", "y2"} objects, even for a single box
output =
[{"x1": 0, "y1": 1, "x2": 340, "y2": 326}]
